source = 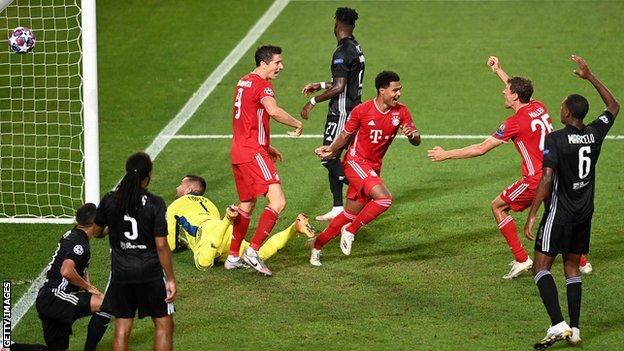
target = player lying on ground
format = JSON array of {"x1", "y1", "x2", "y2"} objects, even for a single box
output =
[
  {"x1": 428, "y1": 56, "x2": 590, "y2": 279},
  {"x1": 524, "y1": 55, "x2": 619, "y2": 350},
  {"x1": 166, "y1": 175, "x2": 316, "y2": 270},
  {"x1": 5, "y1": 204, "x2": 110, "y2": 351},
  {"x1": 228, "y1": 45, "x2": 304, "y2": 276},
  {"x1": 310, "y1": 71, "x2": 420, "y2": 266}
]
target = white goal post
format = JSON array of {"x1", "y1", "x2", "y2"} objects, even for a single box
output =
[{"x1": 0, "y1": 0, "x2": 99, "y2": 224}]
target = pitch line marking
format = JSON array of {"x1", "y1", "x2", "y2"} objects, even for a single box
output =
[
  {"x1": 167, "y1": 134, "x2": 624, "y2": 140},
  {"x1": 10, "y1": 0, "x2": 291, "y2": 331}
]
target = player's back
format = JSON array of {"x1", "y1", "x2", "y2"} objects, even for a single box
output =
[
  {"x1": 344, "y1": 100, "x2": 415, "y2": 168},
  {"x1": 543, "y1": 111, "x2": 615, "y2": 223},
  {"x1": 231, "y1": 73, "x2": 275, "y2": 164},
  {"x1": 42, "y1": 228, "x2": 90, "y2": 293},
  {"x1": 495, "y1": 100, "x2": 553, "y2": 178},
  {"x1": 96, "y1": 190, "x2": 168, "y2": 283}
]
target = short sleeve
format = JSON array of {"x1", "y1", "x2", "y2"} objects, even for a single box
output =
[
  {"x1": 492, "y1": 116, "x2": 519, "y2": 142},
  {"x1": 66, "y1": 238, "x2": 88, "y2": 265},
  {"x1": 331, "y1": 48, "x2": 350, "y2": 78},
  {"x1": 153, "y1": 196, "x2": 168, "y2": 238},
  {"x1": 542, "y1": 133, "x2": 559, "y2": 169},
  {"x1": 94, "y1": 194, "x2": 109, "y2": 228},
  {"x1": 256, "y1": 80, "x2": 275, "y2": 103},
  {"x1": 587, "y1": 110, "x2": 615, "y2": 142},
  {"x1": 343, "y1": 106, "x2": 360, "y2": 134}
]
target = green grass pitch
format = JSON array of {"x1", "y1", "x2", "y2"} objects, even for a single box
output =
[{"x1": 3, "y1": 0, "x2": 624, "y2": 349}]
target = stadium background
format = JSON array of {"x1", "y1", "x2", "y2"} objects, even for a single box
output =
[{"x1": 3, "y1": 0, "x2": 623, "y2": 349}]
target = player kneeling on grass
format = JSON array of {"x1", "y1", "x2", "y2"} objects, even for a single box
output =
[
  {"x1": 310, "y1": 71, "x2": 420, "y2": 266},
  {"x1": 5, "y1": 204, "x2": 110, "y2": 351},
  {"x1": 524, "y1": 56, "x2": 619, "y2": 350},
  {"x1": 167, "y1": 175, "x2": 316, "y2": 270}
]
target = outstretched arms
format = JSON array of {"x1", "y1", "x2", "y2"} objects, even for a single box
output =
[
  {"x1": 571, "y1": 55, "x2": 620, "y2": 118},
  {"x1": 428, "y1": 137, "x2": 504, "y2": 162}
]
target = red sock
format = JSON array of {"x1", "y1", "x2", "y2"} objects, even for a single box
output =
[
  {"x1": 580, "y1": 255, "x2": 588, "y2": 267},
  {"x1": 250, "y1": 207, "x2": 279, "y2": 251},
  {"x1": 229, "y1": 208, "x2": 251, "y2": 256},
  {"x1": 347, "y1": 198, "x2": 392, "y2": 234},
  {"x1": 498, "y1": 215, "x2": 528, "y2": 262},
  {"x1": 314, "y1": 211, "x2": 355, "y2": 250}
]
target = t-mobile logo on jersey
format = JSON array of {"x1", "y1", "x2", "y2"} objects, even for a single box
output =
[{"x1": 369, "y1": 129, "x2": 383, "y2": 143}]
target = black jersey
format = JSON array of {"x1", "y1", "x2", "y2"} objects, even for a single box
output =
[
  {"x1": 41, "y1": 228, "x2": 90, "y2": 294},
  {"x1": 329, "y1": 36, "x2": 365, "y2": 118},
  {"x1": 95, "y1": 190, "x2": 168, "y2": 283},
  {"x1": 541, "y1": 111, "x2": 615, "y2": 224}
]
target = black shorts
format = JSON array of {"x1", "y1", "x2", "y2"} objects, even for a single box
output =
[
  {"x1": 535, "y1": 216, "x2": 591, "y2": 255},
  {"x1": 35, "y1": 289, "x2": 92, "y2": 350},
  {"x1": 102, "y1": 278, "x2": 175, "y2": 319},
  {"x1": 323, "y1": 112, "x2": 351, "y2": 148}
]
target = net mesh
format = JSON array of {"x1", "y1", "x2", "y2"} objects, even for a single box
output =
[{"x1": 0, "y1": 0, "x2": 84, "y2": 219}]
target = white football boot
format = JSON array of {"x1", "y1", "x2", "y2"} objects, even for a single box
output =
[
  {"x1": 502, "y1": 257, "x2": 533, "y2": 280},
  {"x1": 579, "y1": 262, "x2": 593, "y2": 274},
  {"x1": 568, "y1": 327, "x2": 581, "y2": 346},
  {"x1": 242, "y1": 247, "x2": 273, "y2": 276},
  {"x1": 533, "y1": 321, "x2": 572, "y2": 350},
  {"x1": 315, "y1": 206, "x2": 343, "y2": 221},
  {"x1": 310, "y1": 248, "x2": 323, "y2": 266},
  {"x1": 224, "y1": 257, "x2": 248, "y2": 270},
  {"x1": 340, "y1": 224, "x2": 355, "y2": 255}
]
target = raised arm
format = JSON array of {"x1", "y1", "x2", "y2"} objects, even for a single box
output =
[
  {"x1": 301, "y1": 77, "x2": 347, "y2": 119},
  {"x1": 427, "y1": 137, "x2": 504, "y2": 162},
  {"x1": 262, "y1": 97, "x2": 303, "y2": 135},
  {"x1": 571, "y1": 55, "x2": 620, "y2": 118},
  {"x1": 524, "y1": 167, "x2": 555, "y2": 240},
  {"x1": 488, "y1": 56, "x2": 510, "y2": 84}
]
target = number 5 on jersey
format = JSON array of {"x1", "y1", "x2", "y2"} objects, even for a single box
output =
[{"x1": 124, "y1": 214, "x2": 138, "y2": 240}]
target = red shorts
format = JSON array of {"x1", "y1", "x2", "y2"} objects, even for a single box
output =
[
  {"x1": 232, "y1": 153, "x2": 280, "y2": 202},
  {"x1": 344, "y1": 159, "x2": 384, "y2": 204},
  {"x1": 500, "y1": 176, "x2": 539, "y2": 212}
]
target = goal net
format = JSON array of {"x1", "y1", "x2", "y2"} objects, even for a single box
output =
[{"x1": 0, "y1": 0, "x2": 99, "y2": 223}]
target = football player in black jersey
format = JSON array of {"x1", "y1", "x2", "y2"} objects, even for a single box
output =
[
  {"x1": 300, "y1": 7, "x2": 365, "y2": 221},
  {"x1": 94, "y1": 152, "x2": 176, "y2": 351},
  {"x1": 7, "y1": 204, "x2": 110, "y2": 351},
  {"x1": 525, "y1": 56, "x2": 619, "y2": 349}
]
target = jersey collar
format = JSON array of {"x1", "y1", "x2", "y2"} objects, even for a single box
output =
[
  {"x1": 337, "y1": 36, "x2": 354, "y2": 45},
  {"x1": 73, "y1": 227, "x2": 88, "y2": 239}
]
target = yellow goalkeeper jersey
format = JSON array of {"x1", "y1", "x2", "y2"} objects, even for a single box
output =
[{"x1": 166, "y1": 194, "x2": 220, "y2": 251}]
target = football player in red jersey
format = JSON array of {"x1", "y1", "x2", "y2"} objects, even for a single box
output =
[
  {"x1": 309, "y1": 71, "x2": 421, "y2": 266},
  {"x1": 227, "y1": 45, "x2": 303, "y2": 276},
  {"x1": 428, "y1": 56, "x2": 590, "y2": 279}
]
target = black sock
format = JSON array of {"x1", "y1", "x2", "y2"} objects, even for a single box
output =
[
  {"x1": 322, "y1": 158, "x2": 348, "y2": 207},
  {"x1": 84, "y1": 312, "x2": 111, "y2": 351},
  {"x1": 8, "y1": 343, "x2": 48, "y2": 351},
  {"x1": 566, "y1": 276, "x2": 582, "y2": 328},
  {"x1": 534, "y1": 270, "x2": 564, "y2": 325}
]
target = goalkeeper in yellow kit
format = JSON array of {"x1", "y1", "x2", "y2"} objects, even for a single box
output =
[{"x1": 167, "y1": 175, "x2": 316, "y2": 270}]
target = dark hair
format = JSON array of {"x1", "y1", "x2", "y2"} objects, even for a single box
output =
[
  {"x1": 184, "y1": 174, "x2": 206, "y2": 195},
  {"x1": 255, "y1": 45, "x2": 282, "y2": 67},
  {"x1": 75, "y1": 203, "x2": 97, "y2": 226},
  {"x1": 565, "y1": 94, "x2": 589, "y2": 120},
  {"x1": 375, "y1": 71, "x2": 400, "y2": 93},
  {"x1": 507, "y1": 76, "x2": 533, "y2": 103},
  {"x1": 114, "y1": 152, "x2": 152, "y2": 216},
  {"x1": 335, "y1": 7, "x2": 358, "y2": 28}
]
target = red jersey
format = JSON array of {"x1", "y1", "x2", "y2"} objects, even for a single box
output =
[
  {"x1": 231, "y1": 73, "x2": 275, "y2": 164},
  {"x1": 492, "y1": 100, "x2": 553, "y2": 178},
  {"x1": 343, "y1": 100, "x2": 416, "y2": 169}
]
